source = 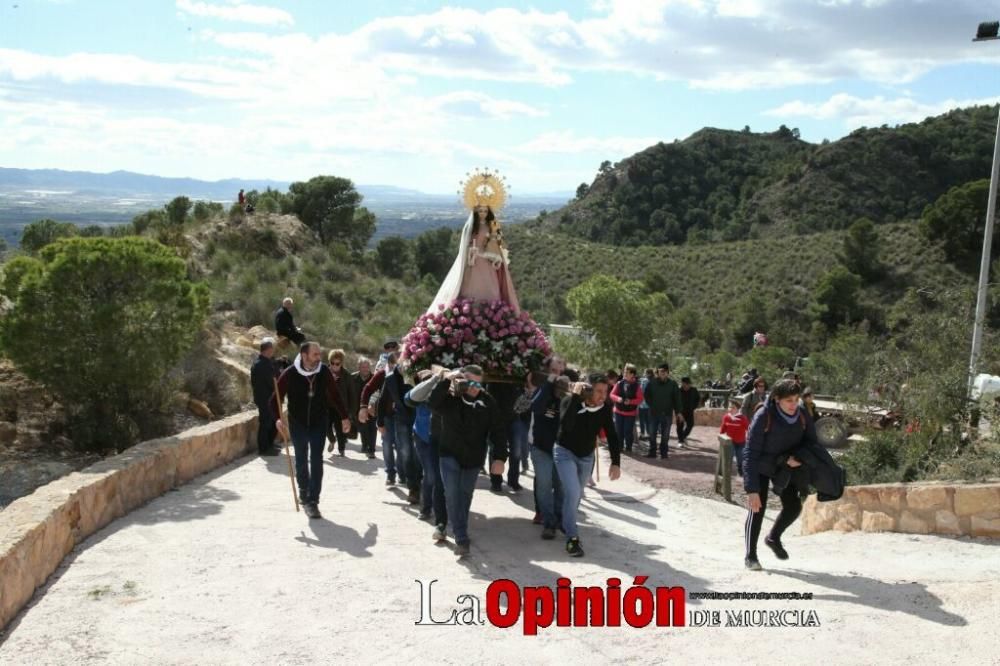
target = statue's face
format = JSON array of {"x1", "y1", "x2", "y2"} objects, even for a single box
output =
[{"x1": 475, "y1": 205, "x2": 488, "y2": 220}]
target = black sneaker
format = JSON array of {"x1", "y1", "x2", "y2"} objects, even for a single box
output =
[
  {"x1": 418, "y1": 509, "x2": 432, "y2": 520},
  {"x1": 385, "y1": 478, "x2": 395, "y2": 486},
  {"x1": 745, "y1": 557, "x2": 763, "y2": 571},
  {"x1": 304, "y1": 503, "x2": 321, "y2": 519},
  {"x1": 644, "y1": 452, "x2": 656, "y2": 458},
  {"x1": 566, "y1": 537, "x2": 584, "y2": 557},
  {"x1": 259, "y1": 448, "x2": 280, "y2": 457},
  {"x1": 490, "y1": 482, "x2": 503, "y2": 494},
  {"x1": 541, "y1": 527, "x2": 556, "y2": 540},
  {"x1": 456, "y1": 542, "x2": 471, "y2": 557},
  {"x1": 765, "y1": 536, "x2": 789, "y2": 560},
  {"x1": 407, "y1": 489, "x2": 420, "y2": 505},
  {"x1": 508, "y1": 481, "x2": 522, "y2": 491}
]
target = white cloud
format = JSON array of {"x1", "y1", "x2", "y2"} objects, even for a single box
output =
[
  {"x1": 515, "y1": 130, "x2": 662, "y2": 155},
  {"x1": 427, "y1": 92, "x2": 547, "y2": 120},
  {"x1": 176, "y1": 0, "x2": 293, "y2": 27},
  {"x1": 766, "y1": 93, "x2": 1000, "y2": 128}
]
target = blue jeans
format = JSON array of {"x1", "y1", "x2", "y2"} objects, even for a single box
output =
[
  {"x1": 508, "y1": 418, "x2": 530, "y2": 486},
  {"x1": 733, "y1": 443, "x2": 745, "y2": 477},
  {"x1": 394, "y1": 416, "x2": 417, "y2": 488},
  {"x1": 553, "y1": 444, "x2": 594, "y2": 539},
  {"x1": 530, "y1": 446, "x2": 563, "y2": 530},
  {"x1": 638, "y1": 407, "x2": 650, "y2": 436},
  {"x1": 289, "y1": 421, "x2": 326, "y2": 504},
  {"x1": 648, "y1": 413, "x2": 674, "y2": 456},
  {"x1": 614, "y1": 413, "x2": 636, "y2": 451},
  {"x1": 414, "y1": 434, "x2": 447, "y2": 526},
  {"x1": 382, "y1": 414, "x2": 413, "y2": 483},
  {"x1": 439, "y1": 455, "x2": 480, "y2": 545}
]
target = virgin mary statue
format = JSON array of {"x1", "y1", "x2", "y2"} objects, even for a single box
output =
[{"x1": 427, "y1": 169, "x2": 520, "y2": 314}]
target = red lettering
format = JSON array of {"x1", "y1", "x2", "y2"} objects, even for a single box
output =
[
  {"x1": 486, "y1": 579, "x2": 521, "y2": 629},
  {"x1": 623, "y1": 578, "x2": 654, "y2": 628},
  {"x1": 606, "y1": 578, "x2": 622, "y2": 627},
  {"x1": 522, "y1": 586, "x2": 555, "y2": 636},
  {"x1": 655, "y1": 586, "x2": 686, "y2": 627},
  {"x1": 556, "y1": 578, "x2": 572, "y2": 626},
  {"x1": 573, "y1": 587, "x2": 605, "y2": 627}
]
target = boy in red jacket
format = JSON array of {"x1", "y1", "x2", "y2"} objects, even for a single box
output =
[{"x1": 720, "y1": 396, "x2": 749, "y2": 476}]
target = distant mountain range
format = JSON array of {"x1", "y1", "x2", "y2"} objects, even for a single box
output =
[
  {"x1": 0, "y1": 167, "x2": 572, "y2": 202},
  {"x1": 0, "y1": 167, "x2": 572, "y2": 246}
]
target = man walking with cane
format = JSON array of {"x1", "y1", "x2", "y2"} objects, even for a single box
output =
[{"x1": 274, "y1": 342, "x2": 351, "y2": 519}]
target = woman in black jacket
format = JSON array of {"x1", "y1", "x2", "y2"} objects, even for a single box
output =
[{"x1": 742, "y1": 379, "x2": 820, "y2": 571}]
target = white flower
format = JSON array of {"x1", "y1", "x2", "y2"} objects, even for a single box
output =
[
  {"x1": 513, "y1": 357, "x2": 524, "y2": 367},
  {"x1": 463, "y1": 343, "x2": 475, "y2": 355},
  {"x1": 492, "y1": 341, "x2": 504, "y2": 353},
  {"x1": 441, "y1": 352, "x2": 455, "y2": 366}
]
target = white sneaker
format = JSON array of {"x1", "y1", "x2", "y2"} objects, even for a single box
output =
[{"x1": 433, "y1": 525, "x2": 447, "y2": 542}]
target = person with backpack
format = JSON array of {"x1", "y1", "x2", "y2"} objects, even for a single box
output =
[
  {"x1": 743, "y1": 379, "x2": 821, "y2": 571},
  {"x1": 610, "y1": 363, "x2": 644, "y2": 454}
]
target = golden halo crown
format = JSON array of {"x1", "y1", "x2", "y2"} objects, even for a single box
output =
[{"x1": 459, "y1": 168, "x2": 508, "y2": 212}]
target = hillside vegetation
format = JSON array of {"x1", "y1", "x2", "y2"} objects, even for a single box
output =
[{"x1": 541, "y1": 105, "x2": 998, "y2": 246}]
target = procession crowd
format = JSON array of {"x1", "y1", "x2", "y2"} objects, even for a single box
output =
[{"x1": 251, "y1": 298, "x2": 840, "y2": 569}]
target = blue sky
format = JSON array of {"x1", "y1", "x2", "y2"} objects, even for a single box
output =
[{"x1": 0, "y1": 0, "x2": 998, "y2": 193}]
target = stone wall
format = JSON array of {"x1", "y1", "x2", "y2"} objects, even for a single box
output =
[
  {"x1": 694, "y1": 407, "x2": 726, "y2": 428},
  {"x1": 0, "y1": 411, "x2": 257, "y2": 630},
  {"x1": 801, "y1": 481, "x2": 1000, "y2": 538}
]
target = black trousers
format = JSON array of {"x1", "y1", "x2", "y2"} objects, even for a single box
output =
[
  {"x1": 678, "y1": 410, "x2": 696, "y2": 442},
  {"x1": 327, "y1": 416, "x2": 350, "y2": 453},
  {"x1": 357, "y1": 420, "x2": 377, "y2": 454},
  {"x1": 744, "y1": 474, "x2": 803, "y2": 560},
  {"x1": 257, "y1": 406, "x2": 277, "y2": 453}
]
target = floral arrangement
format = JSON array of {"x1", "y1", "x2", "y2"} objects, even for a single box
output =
[{"x1": 402, "y1": 298, "x2": 552, "y2": 379}]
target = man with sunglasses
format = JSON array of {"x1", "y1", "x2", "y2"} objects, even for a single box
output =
[{"x1": 428, "y1": 365, "x2": 507, "y2": 558}]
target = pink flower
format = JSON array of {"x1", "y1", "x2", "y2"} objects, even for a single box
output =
[
  {"x1": 444, "y1": 326, "x2": 453, "y2": 335},
  {"x1": 462, "y1": 304, "x2": 471, "y2": 315},
  {"x1": 527, "y1": 338, "x2": 536, "y2": 348},
  {"x1": 424, "y1": 344, "x2": 433, "y2": 353},
  {"x1": 438, "y1": 303, "x2": 445, "y2": 311},
  {"x1": 452, "y1": 307, "x2": 460, "y2": 316},
  {"x1": 499, "y1": 328, "x2": 509, "y2": 337},
  {"x1": 435, "y1": 338, "x2": 445, "y2": 347}
]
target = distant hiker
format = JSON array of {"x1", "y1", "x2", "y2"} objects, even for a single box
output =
[
  {"x1": 274, "y1": 297, "x2": 306, "y2": 346},
  {"x1": 251, "y1": 338, "x2": 279, "y2": 456},
  {"x1": 351, "y1": 357, "x2": 376, "y2": 458},
  {"x1": 741, "y1": 377, "x2": 767, "y2": 419},
  {"x1": 238, "y1": 189, "x2": 245, "y2": 207},
  {"x1": 720, "y1": 396, "x2": 749, "y2": 476},
  {"x1": 743, "y1": 379, "x2": 820, "y2": 571},
  {"x1": 326, "y1": 349, "x2": 356, "y2": 457},
  {"x1": 375, "y1": 338, "x2": 399, "y2": 372},
  {"x1": 637, "y1": 368, "x2": 653, "y2": 441},
  {"x1": 428, "y1": 365, "x2": 507, "y2": 557},
  {"x1": 273, "y1": 342, "x2": 351, "y2": 519},
  {"x1": 554, "y1": 373, "x2": 622, "y2": 557},
  {"x1": 643, "y1": 363, "x2": 684, "y2": 459},
  {"x1": 801, "y1": 387, "x2": 817, "y2": 420},
  {"x1": 677, "y1": 376, "x2": 700, "y2": 446},
  {"x1": 610, "y1": 363, "x2": 643, "y2": 454}
]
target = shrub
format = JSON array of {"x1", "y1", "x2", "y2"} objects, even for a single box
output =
[{"x1": 0, "y1": 237, "x2": 210, "y2": 451}]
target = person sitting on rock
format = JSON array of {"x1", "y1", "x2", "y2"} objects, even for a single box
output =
[{"x1": 274, "y1": 297, "x2": 306, "y2": 346}]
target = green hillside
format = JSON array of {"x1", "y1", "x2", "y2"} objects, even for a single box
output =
[
  {"x1": 507, "y1": 221, "x2": 969, "y2": 354},
  {"x1": 541, "y1": 105, "x2": 998, "y2": 245}
]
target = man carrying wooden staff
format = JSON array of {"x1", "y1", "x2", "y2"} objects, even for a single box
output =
[{"x1": 273, "y1": 342, "x2": 351, "y2": 519}]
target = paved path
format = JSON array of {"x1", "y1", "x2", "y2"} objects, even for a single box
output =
[{"x1": 1, "y1": 442, "x2": 998, "y2": 665}]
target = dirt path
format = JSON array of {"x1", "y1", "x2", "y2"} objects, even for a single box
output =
[{"x1": 1, "y1": 437, "x2": 997, "y2": 665}]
